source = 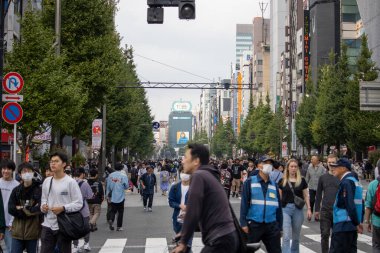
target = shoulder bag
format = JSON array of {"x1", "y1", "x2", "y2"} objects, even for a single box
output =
[
  {"x1": 287, "y1": 181, "x2": 306, "y2": 209},
  {"x1": 47, "y1": 178, "x2": 90, "y2": 240}
]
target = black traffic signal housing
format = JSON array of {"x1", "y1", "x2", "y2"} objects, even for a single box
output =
[
  {"x1": 179, "y1": 0, "x2": 195, "y2": 20},
  {"x1": 147, "y1": 6, "x2": 164, "y2": 24}
]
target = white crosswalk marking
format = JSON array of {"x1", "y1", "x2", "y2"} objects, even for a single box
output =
[
  {"x1": 191, "y1": 237, "x2": 204, "y2": 253},
  {"x1": 305, "y1": 234, "x2": 367, "y2": 253},
  {"x1": 358, "y1": 234, "x2": 372, "y2": 245},
  {"x1": 302, "y1": 225, "x2": 309, "y2": 229},
  {"x1": 145, "y1": 238, "x2": 169, "y2": 253},
  {"x1": 99, "y1": 239, "x2": 127, "y2": 253}
]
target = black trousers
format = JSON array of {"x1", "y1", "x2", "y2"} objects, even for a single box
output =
[
  {"x1": 201, "y1": 231, "x2": 239, "y2": 253},
  {"x1": 329, "y1": 231, "x2": 357, "y2": 253},
  {"x1": 40, "y1": 226, "x2": 72, "y2": 253},
  {"x1": 143, "y1": 193, "x2": 154, "y2": 208},
  {"x1": 309, "y1": 189, "x2": 317, "y2": 213},
  {"x1": 320, "y1": 209, "x2": 333, "y2": 253},
  {"x1": 247, "y1": 221, "x2": 281, "y2": 253},
  {"x1": 109, "y1": 200, "x2": 125, "y2": 228}
]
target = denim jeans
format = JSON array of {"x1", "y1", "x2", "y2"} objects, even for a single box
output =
[
  {"x1": 11, "y1": 239, "x2": 38, "y2": 253},
  {"x1": 282, "y1": 203, "x2": 304, "y2": 253},
  {"x1": 4, "y1": 228, "x2": 12, "y2": 253}
]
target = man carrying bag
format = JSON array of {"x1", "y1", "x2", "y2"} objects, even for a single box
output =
[{"x1": 40, "y1": 152, "x2": 83, "y2": 253}]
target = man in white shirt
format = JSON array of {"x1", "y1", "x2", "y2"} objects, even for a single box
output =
[
  {"x1": 0, "y1": 159, "x2": 20, "y2": 253},
  {"x1": 40, "y1": 152, "x2": 83, "y2": 253}
]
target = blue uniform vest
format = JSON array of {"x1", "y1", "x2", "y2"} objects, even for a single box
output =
[
  {"x1": 247, "y1": 176, "x2": 279, "y2": 223},
  {"x1": 333, "y1": 176, "x2": 363, "y2": 224}
]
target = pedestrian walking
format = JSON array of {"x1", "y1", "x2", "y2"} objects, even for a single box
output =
[
  {"x1": 306, "y1": 155, "x2": 326, "y2": 220},
  {"x1": 8, "y1": 162, "x2": 41, "y2": 253},
  {"x1": 40, "y1": 151, "x2": 83, "y2": 253},
  {"x1": 138, "y1": 163, "x2": 147, "y2": 200},
  {"x1": 171, "y1": 144, "x2": 239, "y2": 253},
  {"x1": 270, "y1": 161, "x2": 284, "y2": 184},
  {"x1": 168, "y1": 172, "x2": 192, "y2": 252},
  {"x1": 364, "y1": 172, "x2": 380, "y2": 252},
  {"x1": 87, "y1": 169, "x2": 104, "y2": 232},
  {"x1": 279, "y1": 159, "x2": 312, "y2": 253},
  {"x1": 140, "y1": 166, "x2": 157, "y2": 212},
  {"x1": 231, "y1": 159, "x2": 243, "y2": 198},
  {"x1": 365, "y1": 160, "x2": 374, "y2": 182},
  {"x1": 314, "y1": 154, "x2": 340, "y2": 253},
  {"x1": 0, "y1": 159, "x2": 20, "y2": 253},
  {"x1": 240, "y1": 155, "x2": 282, "y2": 253},
  {"x1": 73, "y1": 168, "x2": 93, "y2": 252},
  {"x1": 129, "y1": 163, "x2": 139, "y2": 193},
  {"x1": 220, "y1": 163, "x2": 233, "y2": 199},
  {"x1": 160, "y1": 167, "x2": 170, "y2": 196},
  {"x1": 330, "y1": 158, "x2": 364, "y2": 253},
  {"x1": 106, "y1": 163, "x2": 129, "y2": 231}
]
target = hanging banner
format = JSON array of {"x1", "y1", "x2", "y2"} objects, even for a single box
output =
[
  {"x1": 282, "y1": 142, "x2": 288, "y2": 157},
  {"x1": 92, "y1": 119, "x2": 102, "y2": 150}
]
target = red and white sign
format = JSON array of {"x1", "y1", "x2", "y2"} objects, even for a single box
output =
[
  {"x1": 2, "y1": 94, "x2": 23, "y2": 102},
  {"x1": 2, "y1": 72, "x2": 24, "y2": 94},
  {"x1": 2, "y1": 102, "x2": 23, "y2": 124},
  {"x1": 92, "y1": 119, "x2": 102, "y2": 150}
]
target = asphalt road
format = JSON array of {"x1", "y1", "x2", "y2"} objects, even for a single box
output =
[{"x1": 80, "y1": 178, "x2": 372, "y2": 253}]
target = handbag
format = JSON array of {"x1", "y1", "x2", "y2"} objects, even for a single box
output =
[
  {"x1": 47, "y1": 178, "x2": 90, "y2": 240},
  {"x1": 288, "y1": 181, "x2": 306, "y2": 209}
]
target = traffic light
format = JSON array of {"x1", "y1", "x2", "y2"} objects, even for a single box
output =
[
  {"x1": 223, "y1": 81, "x2": 231, "y2": 90},
  {"x1": 147, "y1": 7, "x2": 164, "y2": 24},
  {"x1": 179, "y1": 0, "x2": 195, "y2": 20}
]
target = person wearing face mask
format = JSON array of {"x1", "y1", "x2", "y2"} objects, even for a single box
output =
[
  {"x1": 8, "y1": 162, "x2": 42, "y2": 253},
  {"x1": 240, "y1": 155, "x2": 283, "y2": 253},
  {"x1": 314, "y1": 154, "x2": 340, "y2": 253},
  {"x1": 168, "y1": 172, "x2": 192, "y2": 252}
]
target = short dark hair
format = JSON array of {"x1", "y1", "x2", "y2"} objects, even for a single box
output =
[
  {"x1": 89, "y1": 169, "x2": 98, "y2": 177},
  {"x1": 1, "y1": 159, "x2": 16, "y2": 171},
  {"x1": 50, "y1": 151, "x2": 68, "y2": 164},
  {"x1": 187, "y1": 144, "x2": 209, "y2": 165},
  {"x1": 18, "y1": 162, "x2": 34, "y2": 173},
  {"x1": 74, "y1": 167, "x2": 86, "y2": 177},
  {"x1": 115, "y1": 163, "x2": 124, "y2": 171}
]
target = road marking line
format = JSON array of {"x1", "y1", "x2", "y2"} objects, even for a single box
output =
[
  {"x1": 191, "y1": 237, "x2": 204, "y2": 253},
  {"x1": 358, "y1": 233, "x2": 372, "y2": 246},
  {"x1": 302, "y1": 225, "x2": 309, "y2": 229},
  {"x1": 145, "y1": 238, "x2": 168, "y2": 253},
  {"x1": 99, "y1": 238, "x2": 127, "y2": 253}
]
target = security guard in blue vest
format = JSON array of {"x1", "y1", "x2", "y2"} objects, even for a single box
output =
[
  {"x1": 240, "y1": 156, "x2": 282, "y2": 253},
  {"x1": 330, "y1": 158, "x2": 363, "y2": 253}
]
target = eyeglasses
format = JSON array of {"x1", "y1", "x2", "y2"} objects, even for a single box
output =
[{"x1": 50, "y1": 160, "x2": 61, "y2": 164}]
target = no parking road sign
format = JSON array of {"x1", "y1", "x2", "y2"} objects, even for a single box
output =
[
  {"x1": 2, "y1": 102, "x2": 23, "y2": 124},
  {"x1": 2, "y1": 72, "x2": 24, "y2": 94}
]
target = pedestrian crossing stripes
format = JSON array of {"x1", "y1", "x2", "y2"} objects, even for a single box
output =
[{"x1": 48, "y1": 234, "x2": 372, "y2": 253}]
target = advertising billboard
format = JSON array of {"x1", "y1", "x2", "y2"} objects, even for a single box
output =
[{"x1": 176, "y1": 131, "x2": 189, "y2": 144}]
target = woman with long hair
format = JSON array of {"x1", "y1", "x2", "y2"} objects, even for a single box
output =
[{"x1": 279, "y1": 159, "x2": 312, "y2": 253}]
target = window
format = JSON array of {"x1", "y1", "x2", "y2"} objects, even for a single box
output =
[{"x1": 257, "y1": 60, "x2": 263, "y2": 65}]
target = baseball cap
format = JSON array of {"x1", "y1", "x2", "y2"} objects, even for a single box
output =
[
  {"x1": 330, "y1": 158, "x2": 351, "y2": 170},
  {"x1": 258, "y1": 155, "x2": 274, "y2": 164}
]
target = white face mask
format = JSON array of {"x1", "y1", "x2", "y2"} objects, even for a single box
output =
[
  {"x1": 21, "y1": 172, "x2": 34, "y2": 181},
  {"x1": 180, "y1": 173, "x2": 191, "y2": 182},
  {"x1": 262, "y1": 164, "x2": 273, "y2": 175}
]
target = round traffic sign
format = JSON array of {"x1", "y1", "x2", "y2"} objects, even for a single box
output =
[
  {"x1": 152, "y1": 121, "x2": 160, "y2": 130},
  {"x1": 2, "y1": 102, "x2": 23, "y2": 124},
  {"x1": 2, "y1": 72, "x2": 24, "y2": 94}
]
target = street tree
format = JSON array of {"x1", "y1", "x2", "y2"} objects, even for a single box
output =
[{"x1": 266, "y1": 100, "x2": 287, "y2": 158}]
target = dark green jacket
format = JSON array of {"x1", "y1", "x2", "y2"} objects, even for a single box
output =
[{"x1": 8, "y1": 182, "x2": 42, "y2": 240}]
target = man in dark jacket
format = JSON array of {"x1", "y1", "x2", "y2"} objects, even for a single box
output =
[
  {"x1": 8, "y1": 162, "x2": 41, "y2": 253},
  {"x1": 87, "y1": 169, "x2": 104, "y2": 232},
  {"x1": 172, "y1": 144, "x2": 238, "y2": 253},
  {"x1": 330, "y1": 158, "x2": 363, "y2": 253},
  {"x1": 140, "y1": 166, "x2": 157, "y2": 212}
]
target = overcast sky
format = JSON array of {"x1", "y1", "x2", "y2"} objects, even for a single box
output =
[{"x1": 115, "y1": 1, "x2": 266, "y2": 121}]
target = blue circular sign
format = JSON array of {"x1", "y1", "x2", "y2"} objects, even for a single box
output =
[
  {"x1": 152, "y1": 122, "x2": 160, "y2": 130},
  {"x1": 2, "y1": 102, "x2": 23, "y2": 124}
]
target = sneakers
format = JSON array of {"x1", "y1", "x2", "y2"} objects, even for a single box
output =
[
  {"x1": 83, "y1": 243, "x2": 91, "y2": 252},
  {"x1": 148, "y1": 208, "x2": 152, "y2": 212},
  {"x1": 116, "y1": 227, "x2": 124, "y2": 231},
  {"x1": 232, "y1": 192, "x2": 236, "y2": 198},
  {"x1": 108, "y1": 220, "x2": 115, "y2": 231},
  {"x1": 73, "y1": 246, "x2": 82, "y2": 253},
  {"x1": 144, "y1": 206, "x2": 147, "y2": 211}
]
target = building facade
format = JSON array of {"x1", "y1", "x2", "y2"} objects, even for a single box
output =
[{"x1": 236, "y1": 24, "x2": 253, "y2": 70}]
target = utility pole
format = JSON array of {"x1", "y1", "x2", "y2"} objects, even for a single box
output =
[
  {"x1": 259, "y1": 2, "x2": 268, "y2": 44},
  {"x1": 100, "y1": 104, "x2": 106, "y2": 179},
  {"x1": 55, "y1": 0, "x2": 61, "y2": 56}
]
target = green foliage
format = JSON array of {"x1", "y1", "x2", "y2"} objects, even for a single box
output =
[
  {"x1": 238, "y1": 93, "x2": 255, "y2": 156},
  {"x1": 344, "y1": 34, "x2": 380, "y2": 153},
  {"x1": 369, "y1": 150, "x2": 380, "y2": 166},
  {"x1": 251, "y1": 98, "x2": 273, "y2": 155},
  {"x1": 211, "y1": 119, "x2": 235, "y2": 158},
  {"x1": 190, "y1": 129, "x2": 208, "y2": 145},
  {"x1": 312, "y1": 48, "x2": 349, "y2": 147},
  {"x1": 266, "y1": 102, "x2": 287, "y2": 157},
  {"x1": 72, "y1": 152, "x2": 86, "y2": 167},
  {"x1": 5, "y1": 8, "x2": 84, "y2": 160},
  {"x1": 296, "y1": 77, "x2": 317, "y2": 152}
]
